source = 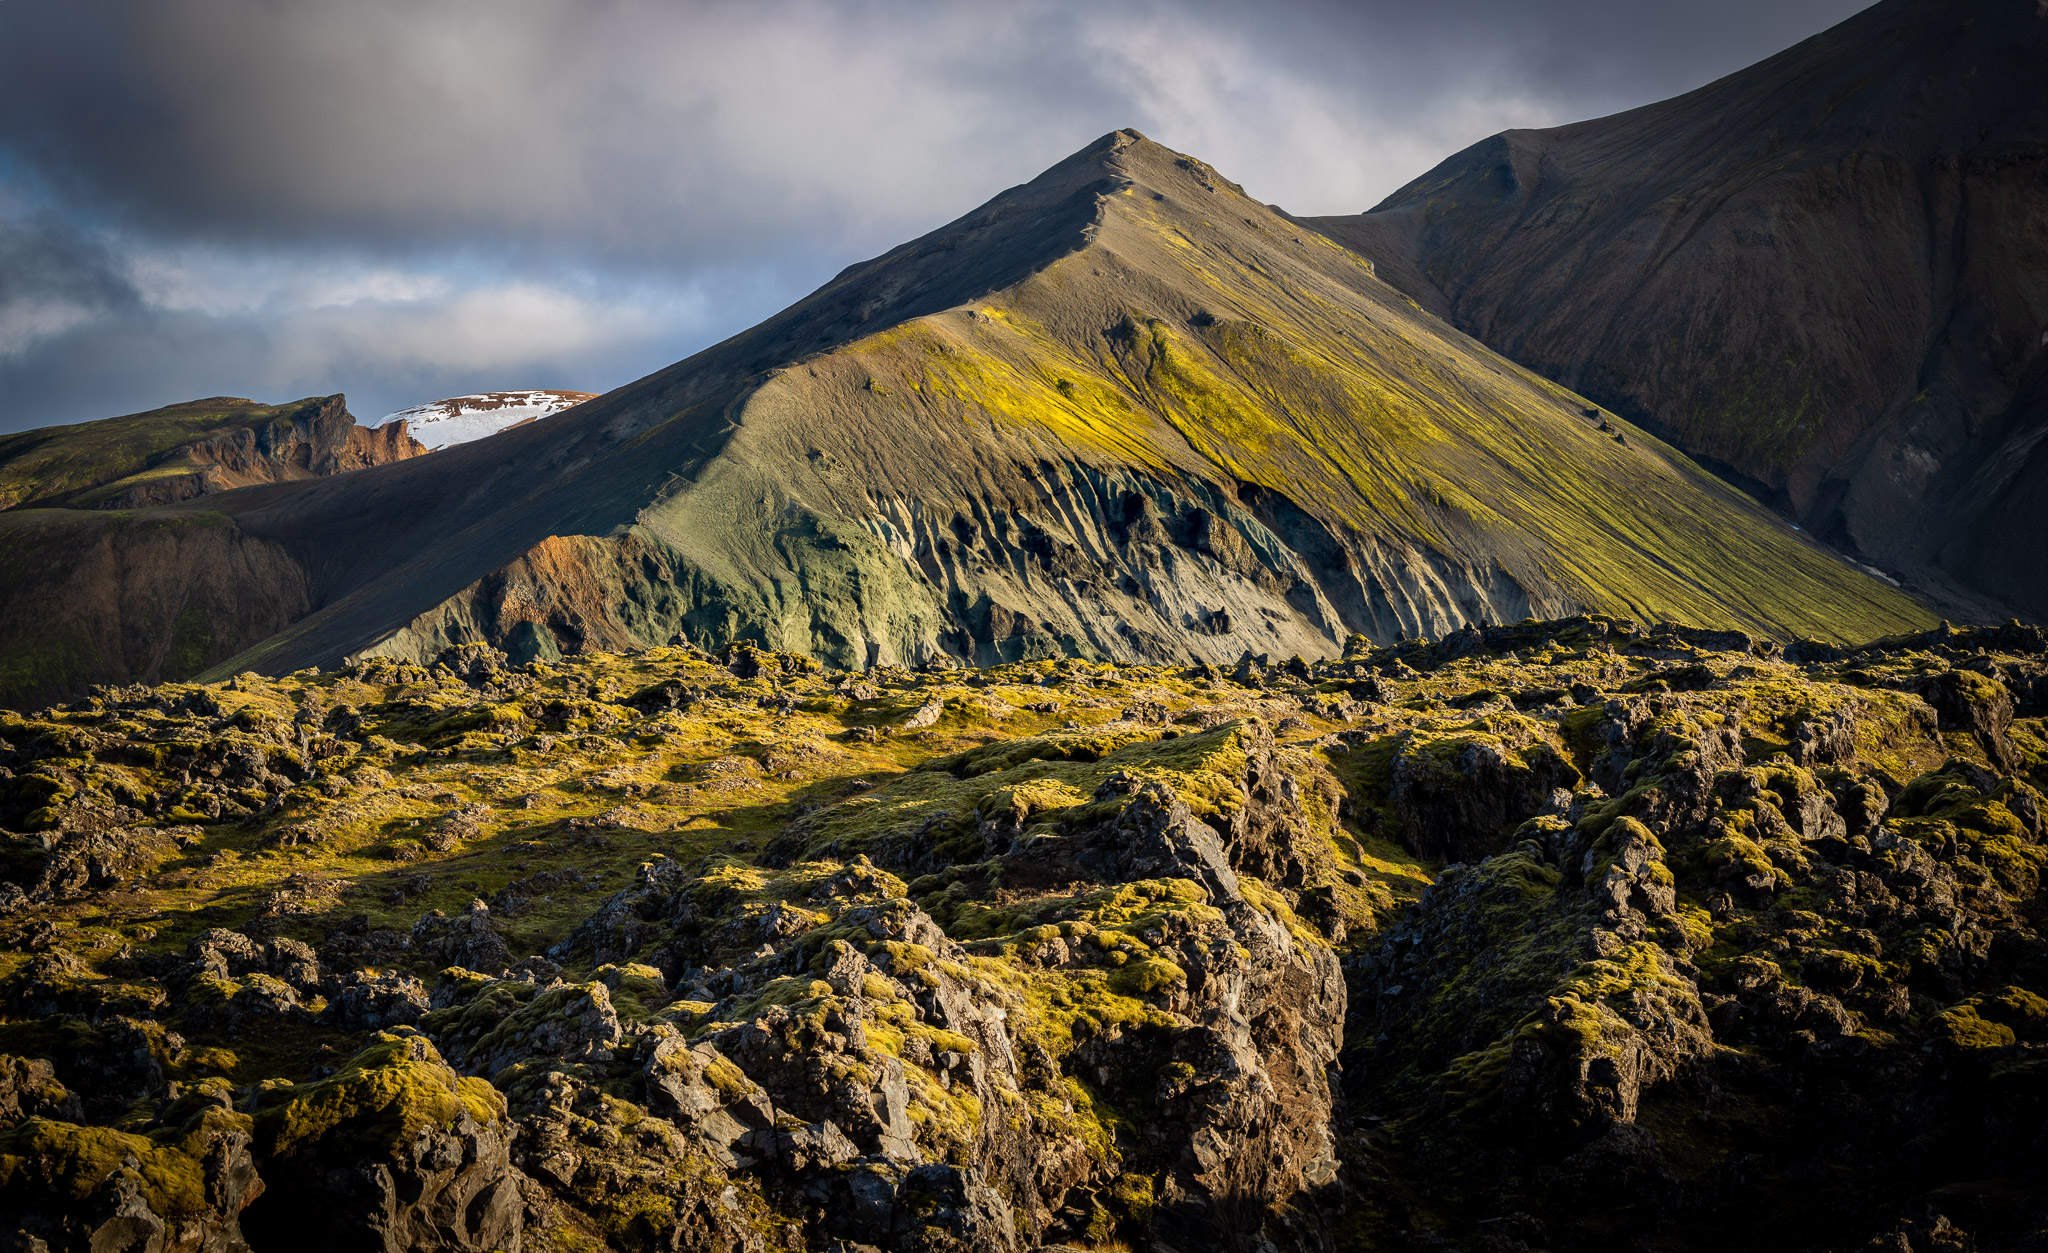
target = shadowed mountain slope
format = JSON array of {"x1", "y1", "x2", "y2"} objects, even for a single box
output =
[
  {"x1": 0, "y1": 396, "x2": 425, "y2": 707},
  {"x1": 1308, "y1": 0, "x2": 2048, "y2": 621},
  {"x1": 0, "y1": 132, "x2": 1930, "y2": 708}
]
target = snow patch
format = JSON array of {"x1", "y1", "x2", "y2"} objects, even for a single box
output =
[{"x1": 373, "y1": 389, "x2": 596, "y2": 450}]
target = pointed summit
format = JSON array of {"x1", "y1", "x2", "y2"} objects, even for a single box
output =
[{"x1": 0, "y1": 132, "x2": 1929, "y2": 702}]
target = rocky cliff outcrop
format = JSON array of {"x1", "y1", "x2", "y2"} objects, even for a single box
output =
[
  {"x1": 80, "y1": 396, "x2": 428, "y2": 510},
  {"x1": 0, "y1": 394, "x2": 427, "y2": 709},
  {"x1": 241, "y1": 1033, "x2": 526, "y2": 1253},
  {"x1": 0, "y1": 395, "x2": 426, "y2": 514}
]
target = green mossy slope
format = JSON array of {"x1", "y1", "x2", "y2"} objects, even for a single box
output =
[
  {"x1": 177, "y1": 131, "x2": 1930, "y2": 697},
  {"x1": 0, "y1": 396, "x2": 335, "y2": 510}
]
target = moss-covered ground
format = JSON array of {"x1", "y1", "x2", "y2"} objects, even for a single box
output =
[{"x1": 1, "y1": 611, "x2": 2043, "y2": 1249}]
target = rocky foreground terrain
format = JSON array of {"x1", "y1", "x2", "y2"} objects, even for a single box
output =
[{"x1": 0, "y1": 615, "x2": 2042, "y2": 1251}]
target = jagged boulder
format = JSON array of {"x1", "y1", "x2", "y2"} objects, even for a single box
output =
[
  {"x1": 0, "y1": 1083, "x2": 262, "y2": 1253},
  {"x1": 873, "y1": 1162, "x2": 1018, "y2": 1252},
  {"x1": 0, "y1": 824, "x2": 192, "y2": 912},
  {"x1": 1391, "y1": 721, "x2": 1581, "y2": 862},
  {"x1": 421, "y1": 976, "x2": 623, "y2": 1080},
  {"x1": 411, "y1": 901, "x2": 515, "y2": 975},
  {"x1": 0, "y1": 1056, "x2": 83, "y2": 1124},
  {"x1": 244, "y1": 1033, "x2": 524, "y2": 1253},
  {"x1": 1918, "y1": 669, "x2": 2019, "y2": 772},
  {"x1": 1007, "y1": 775, "x2": 1241, "y2": 901},
  {"x1": 551, "y1": 857, "x2": 696, "y2": 968},
  {"x1": 324, "y1": 970, "x2": 431, "y2": 1032},
  {"x1": 640, "y1": 1033, "x2": 777, "y2": 1168},
  {"x1": 185, "y1": 929, "x2": 325, "y2": 993}
]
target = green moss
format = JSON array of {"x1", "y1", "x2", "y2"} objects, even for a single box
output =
[
  {"x1": 782, "y1": 720, "x2": 1257, "y2": 867},
  {"x1": 1940, "y1": 986, "x2": 2048, "y2": 1048},
  {"x1": 256, "y1": 1033, "x2": 502, "y2": 1159},
  {"x1": 0, "y1": 1109, "x2": 249, "y2": 1219},
  {"x1": 1111, "y1": 954, "x2": 1186, "y2": 996},
  {"x1": 598, "y1": 964, "x2": 671, "y2": 1021}
]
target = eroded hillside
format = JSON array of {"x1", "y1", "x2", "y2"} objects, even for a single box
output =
[
  {"x1": 0, "y1": 133, "x2": 1928, "y2": 714},
  {"x1": 1, "y1": 614, "x2": 2043, "y2": 1250},
  {"x1": 0, "y1": 396, "x2": 427, "y2": 709},
  {"x1": 326, "y1": 132, "x2": 1929, "y2": 678}
]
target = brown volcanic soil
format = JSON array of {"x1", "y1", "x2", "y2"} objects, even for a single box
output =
[{"x1": 1307, "y1": 0, "x2": 2048, "y2": 622}]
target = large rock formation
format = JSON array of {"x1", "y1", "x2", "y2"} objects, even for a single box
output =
[
  {"x1": 0, "y1": 1074, "x2": 265, "y2": 1253},
  {"x1": 1309, "y1": 0, "x2": 2048, "y2": 622},
  {"x1": 1, "y1": 132, "x2": 1929, "y2": 710},
  {"x1": 241, "y1": 1033, "x2": 526, "y2": 1253},
  {"x1": 0, "y1": 395, "x2": 426, "y2": 512}
]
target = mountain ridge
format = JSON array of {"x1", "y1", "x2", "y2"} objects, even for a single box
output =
[
  {"x1": 0, "y1": 394, "x2": 425, "y2": 511},
  {"x1": 1307, "y1": 0, "x2": 2048, "y2": 621},
  {"x1": 201, "y1": 130, "x2": 1925, "y2": 682},
  {"x1": 0, "y1": 131, "x2": 1932, "y2": 709}
]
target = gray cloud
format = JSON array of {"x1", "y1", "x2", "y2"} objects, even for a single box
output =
[
  {"x1": 0, "y1": 0, "x2": 1871, "y2": 431},
  {"x1": 0, "y1": 211, "x2": 140, "y2": 358}
]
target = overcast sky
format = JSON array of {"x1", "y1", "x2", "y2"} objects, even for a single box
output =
[{"x1": 0, "y1": 0, "x2": 1871, "y2": 433}]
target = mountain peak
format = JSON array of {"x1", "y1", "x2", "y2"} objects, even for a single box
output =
[
  {"x1": 1307, "y1": 0, "x2": 2048, "y2": 623},
  {"x1": 0, "y1": 125, "x2": 1928, "y2": 706},
  {"x1": 1051, "y1": 126, "x2": 1251, "y2": 200}
]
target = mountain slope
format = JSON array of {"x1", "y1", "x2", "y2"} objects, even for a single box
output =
[
  {"x1": 0, "y1": 396, "x2": 424, "y2": 707},
  {"x1": 0, "y1": 133, "x2": 1930, "y2": 709},
  {"x1": 1307, "y1": 0, "x2": 2048, "y2": 620},
  {"x1": 180, "y1": 130, "x2": 1924, "y2": 687}
]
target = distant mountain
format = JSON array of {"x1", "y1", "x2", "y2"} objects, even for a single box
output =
[
  {"x1": 0, "y1": 132, "x2": 1927, "y2": 708},
  {"x1": 1307, "y1": 0, "x2": 2048, "y2": 621},
  {"x1": 371, "y1": 389, "x2": 596, "y2": 450},
  {"x1": 0, "y1": 395, "x2": 423, "y2": 706},
  {"x1": 0, "y1": 394, "x2": 423, "y2": 511}
]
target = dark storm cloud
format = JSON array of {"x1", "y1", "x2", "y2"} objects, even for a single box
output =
[
  {"x1": 0, "y1": 0, "x2": 1871, "y2": 431},
  {"x1": 0, "y1": 212, "x2": 141, "y2": 357}
]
